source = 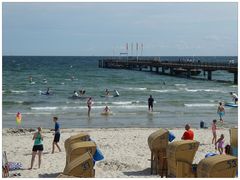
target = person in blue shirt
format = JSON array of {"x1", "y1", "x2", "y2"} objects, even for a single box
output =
[{"x1": 51, "y1": 117, "x2": 61, "y2": 154}]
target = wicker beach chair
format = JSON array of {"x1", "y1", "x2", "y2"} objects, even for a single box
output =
[
  {"x1": 167, "y1": 140, "x2": 199, "y2": 178},
  {"x1": 197, "y1": 154, "x2": 237, "y2": 177},
  {"x1": 148, "y1": 129, "x2": 169, "y2": 177},
  {"x1": 2, "y1": 151, "x2": 9, "y2": 178}
]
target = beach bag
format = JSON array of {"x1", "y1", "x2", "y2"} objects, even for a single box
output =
[
  {"x1": 89, "y1": 138, "x2": 104, "y2": 162},
  {"x1": 93, "y1": 147, "x2": 104, "y2": 161},
  {"x1": 168, "y1": 132, "x2": 175, "y2": 142}
]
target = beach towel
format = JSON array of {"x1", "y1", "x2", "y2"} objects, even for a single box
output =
[{"x1": 7, "y1": 162, "x2": 23, "y2": 171}]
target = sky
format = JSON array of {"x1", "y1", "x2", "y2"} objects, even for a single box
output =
[{"x1": 2, "y1": 2, "x2": 238, "y2": 56}]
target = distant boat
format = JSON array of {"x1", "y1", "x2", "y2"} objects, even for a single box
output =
[{"x1": 174, "y1": 68, "x2": 201, "y2": 76}]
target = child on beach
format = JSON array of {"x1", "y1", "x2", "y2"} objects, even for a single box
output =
[
  {"x1": 51, "y1": 117, "x2": 61, "y2": 154},
  {"x1": 211, "y1": 119, "x2": 217, "y2": 144},
  {"x1": 215, "y1": 134, "x2": 224, "y2": 154},
  {"x1": 29, "y1": 127, "x2": 43, "y2": 170}
]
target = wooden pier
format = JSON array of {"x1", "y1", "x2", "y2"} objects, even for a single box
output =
[{"x1": 99, "y1": 58, "x2": 238, "y2": 84}]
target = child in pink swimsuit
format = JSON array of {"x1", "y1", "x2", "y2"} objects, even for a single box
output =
[
  {"x1": 211, "y1": 119, "x2": 217, "y2": 144},
  {"x1": 215, "y1": 134, "x2": 224, "y2": 154}
]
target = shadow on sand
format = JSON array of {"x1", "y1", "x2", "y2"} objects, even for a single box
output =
[
  {"x1": 38, "y1": 172, "x2": 61, "y2": 178},
  {"x1": 123, "y1": 168, "x2": 152, "y2": 177}
]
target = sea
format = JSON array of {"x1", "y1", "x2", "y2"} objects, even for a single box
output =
[{"x1": 2, "y1": 56, "x2": 238, "y2": 129}]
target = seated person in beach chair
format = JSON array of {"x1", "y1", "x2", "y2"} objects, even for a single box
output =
[{"x1": 2, "y1": 151, "x2": 9, "y2": 177}]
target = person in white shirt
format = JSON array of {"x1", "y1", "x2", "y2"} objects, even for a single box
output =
[
  {"x1": 230, "y1": 92, "x2": 238, "y2": 104},
  {"x1": 73, "y1": 91, "x2": 79, "y2": 97}
]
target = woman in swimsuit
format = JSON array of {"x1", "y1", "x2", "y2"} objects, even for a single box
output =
[{"x1": 211, "y1": 119, "x2": 217, "y2": 144}]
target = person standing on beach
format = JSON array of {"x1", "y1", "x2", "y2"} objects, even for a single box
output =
[
  {"x1": 87, "y1": 97, "x2": 93, "y2": 116},
  {"x1": 181, "y1": 124, "x2": 194, "y2": 140},
  {"x1": 29, "y1": 127, "x2": 43, "y2": 170},
  {"x1": 148, "y1": 95, "x2": 154, "y2": 112},
  {"x1": 217, "y1": 102, "x2": 225, "y2": 122},
  {"x1": 215, "y1": 134, "x2": 224, "y2": 154},
  {"x1": 51, "y1": 117, "x2": 61, "y2": 154},
  {"x1": 211, "y1": 119, "x2": 217, "y2": 144}
]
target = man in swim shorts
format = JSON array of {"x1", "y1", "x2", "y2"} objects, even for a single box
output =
[
  {"x1": 217, "y1": 102, "x2": 225, "y2": 122},
  {"x1": 148, "y1": 95, "x2": 154, "y2": 112},
  {"x1": 51, "y1": 117, "x2": 61, "y2": 154}
]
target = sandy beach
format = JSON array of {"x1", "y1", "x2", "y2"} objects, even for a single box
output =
[{"x1": 2, "y1": 127, "x2": 231, "y2": 178}]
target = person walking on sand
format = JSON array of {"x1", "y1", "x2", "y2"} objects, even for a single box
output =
[
  {"x1": 148, "y1": 95, "x2": 154, "y2": 112},
  {"x1": 181, "y1": 124, "x2": 194, "y2": 140},
  {"x1": 215, "y1": 134, "x2": 224, "y2": 154},
  {"x1": 87, "y1": 97, "x2": 93, "y2": 116},
  {"x1": 217, "y1": 102, "x2": 225, "y2": 122},
  {"x1": 211, "y1": 119, "x2": 217, "y2": 144},
  {"x1": 51, "y1": 117, "x2": 61, "y2": 154},
  {"x1": 29, "y1": 127, "x2": 43, "y2": 170}
]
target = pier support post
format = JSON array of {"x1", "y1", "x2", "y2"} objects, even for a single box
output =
[
  {"x1": 207, "y1": 71, "x2": 212, "y2": 80},
  {"x1": 234, "y1": 72, "x2": 238, "y2": 84},
  {"x1": 162, "y1": 67, "x2": 165, "y2": 73},
  {"x1": 187, "y1": 69, "x2": 191, "y2": 78},
  {"x1": 150, "y1": 66, "x2": 153, "y2": 72},
  {"x1": 156, "y1": 67, "x2": 159, "y2": 73},
  {"x1": 139, "y1": 65, "x2": 142, "y2": 71},
  {"x1": 170, "y1": 68, "x2": 174, "y2": 75}
]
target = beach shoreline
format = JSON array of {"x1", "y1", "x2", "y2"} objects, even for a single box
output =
[{"x1": 2, "y1": 127, "x2": 232, "y2": 178}]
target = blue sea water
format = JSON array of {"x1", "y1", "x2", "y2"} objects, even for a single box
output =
[{"x1": 2, "y1": 56, "x2": 238, "y2": 128}]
